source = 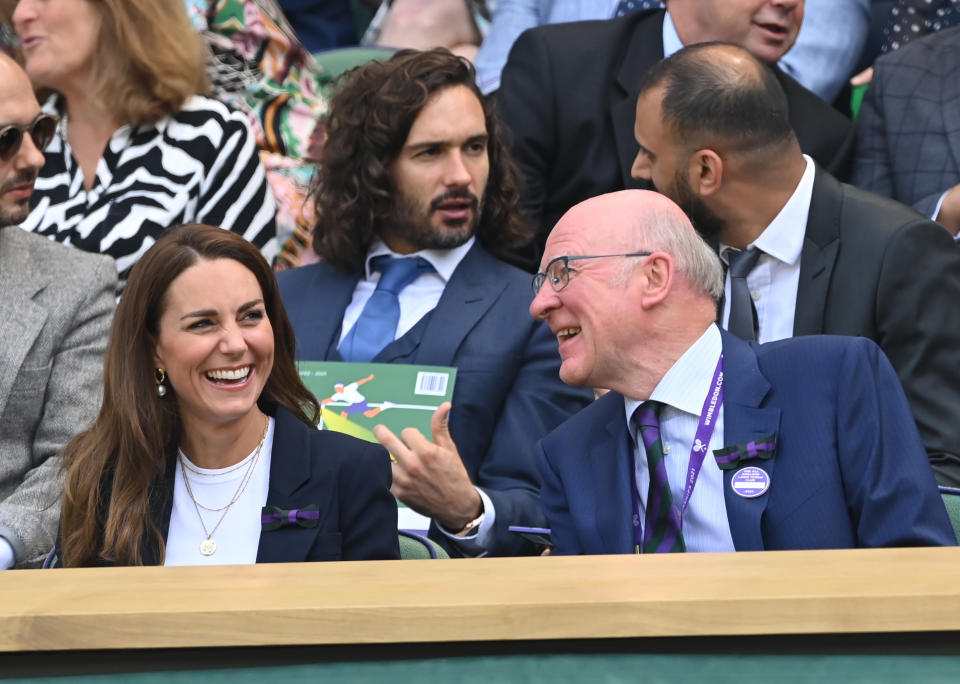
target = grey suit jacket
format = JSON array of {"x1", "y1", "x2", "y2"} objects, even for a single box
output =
[
  {"x1": 0, "y1": 228, "x2": 115, "y2": 567},
  {"x1": 852, "y1": 25, "x2": 960, "y2": 218}
]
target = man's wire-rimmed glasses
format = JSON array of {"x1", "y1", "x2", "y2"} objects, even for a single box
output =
[{"x1": 532, "y1": 252, "x2": 652, "y2": 295}]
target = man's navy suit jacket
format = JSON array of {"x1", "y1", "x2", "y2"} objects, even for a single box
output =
[
  {"x1": 537, "y1": 331, "x2": 956, "y2": 554},
  {"x1": 277, "y1": 243, "x2": 593, "y2": 556},
  {"x1": 497, "y1": 9, "x2": 854, "y2": 269}
]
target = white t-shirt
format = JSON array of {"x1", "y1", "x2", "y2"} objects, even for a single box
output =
[{"x1": 165, "y1": 418, "x2": 275, "y2": 566}]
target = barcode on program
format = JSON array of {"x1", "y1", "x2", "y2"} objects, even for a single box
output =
[{"x1": 415, "y1": 372, "x2": 449, "y2": 396}]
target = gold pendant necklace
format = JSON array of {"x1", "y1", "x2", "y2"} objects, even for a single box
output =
[{"x1": 179, "y1": 415, "x2": 270, "y2": 556}]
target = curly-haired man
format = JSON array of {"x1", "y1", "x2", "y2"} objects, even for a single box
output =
[{"x1": 277, "y1": 49, "x2": 591, "y2": 557}]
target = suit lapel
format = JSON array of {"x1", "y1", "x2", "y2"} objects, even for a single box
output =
[
  {"x1": 718, "y1": 331, "x2": 780, "y2": 551},
  {"x1": 294, "y1": 266, "x2": 358, "y2": 361},
  {"x1": 0, "y1": 230, "x2": 48, "y2": 420},
  {"x1": 414, "y1": 244, "x2": 507, "y2": 366},
  {"x1": 591, "y1": 396, "x2": 635, "y2": 554},
  {"x1": 610, "y1": 12, "x2": 665, "y2": 190},
  {"x1": 256, "y1": 410, "x2": 319, "y2": 563},
  {"x1": 793, "y1": 166, "x2": 841, "y2": 336}
]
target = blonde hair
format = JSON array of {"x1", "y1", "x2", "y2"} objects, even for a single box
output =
[{"x1": 89, "y1": 0, "x2": 208, "y2": 124}]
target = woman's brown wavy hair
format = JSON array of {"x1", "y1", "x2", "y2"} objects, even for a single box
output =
[
  {"x1": 51, "y1": 0, "x2": 207, "y2": 124},
  {"x1": 312, "y1": 48, "x2": 533, "y2": 272},
  {"x1": 58, "y1": 225, "x2": 319, "y2": 567}
]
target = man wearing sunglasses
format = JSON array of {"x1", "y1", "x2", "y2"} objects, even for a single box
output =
[
  {"x1": 0, "y1": 54, "x2": 116, "y2": 569},
  {"x1": 531, "y1": 189, "x2": 954, "y2": 555}
]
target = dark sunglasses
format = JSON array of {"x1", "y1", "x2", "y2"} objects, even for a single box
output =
[{"x1": 0, "y1": 113, "x2": 59, "y2": 162}]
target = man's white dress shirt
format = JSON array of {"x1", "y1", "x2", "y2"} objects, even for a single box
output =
[
  {"x1": 623, "y1": 324, "x2": 736, "y2": 552},
  {"x1": 720, "y1": 155, "x2": 815, "y2": 343},
  {"x1": 340, "y1": 237, "x2": 496, "y2": 553}
]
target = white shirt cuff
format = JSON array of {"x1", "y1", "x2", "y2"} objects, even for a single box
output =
[
  {"x1": 933, "y1": 189, "x2": 951, "y2": 222},
  {"x1": 0, "y1": 538, "x2": 15, "y2": 570},
  {"x1": 436, "y1": 487, "x2": 496, "y2": 556}
]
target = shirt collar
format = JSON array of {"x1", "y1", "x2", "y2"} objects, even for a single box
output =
[
  {"x1": 721, "y1": 155, "x2": 814, "y2": 267},
  {"x1": 752, "y1": 155, "x2": 813, "y2": 265},
  {"x1": 662, "y1": 10, "x2": 684, "y2": 57},
  {"x1": 623, "y1": 323, "x2": 723, "y2": 424},
  {"x1": 364, "y1": 235, "x2": 475, "y2": 282}
]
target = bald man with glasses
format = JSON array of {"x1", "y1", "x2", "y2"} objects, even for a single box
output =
[{"x1": 530, "y1": 189, "x2": 954, "y2": 555}]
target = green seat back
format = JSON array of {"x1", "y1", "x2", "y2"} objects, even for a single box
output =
[
  {"x1": 313, "y1": 46, "x2": 396, "y2": 81},
  {"x1": 398, "y1": 531, "x2": 450, "y2": 560},
  {"x1": 939, "y1": 488, "x2": 960, "y2": 544}
]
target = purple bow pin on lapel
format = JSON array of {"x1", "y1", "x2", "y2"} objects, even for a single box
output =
[
  {"x1": 261, "y1": 505, "x2": 321, "y2": 532},
  {"x1": 713, "y1": 434, "x2": 778, "y2": 471}
]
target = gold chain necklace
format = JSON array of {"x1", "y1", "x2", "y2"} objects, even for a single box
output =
[
  {"x1": 178, "y1": 415, "x2": 270, "y2": 556},
  {"x1": 179, "y1": 447, "x2": 260, "y2": 514}
]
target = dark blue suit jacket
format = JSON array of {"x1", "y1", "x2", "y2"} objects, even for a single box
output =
[
  {"x1": 537, "y1": 332, "x2": 956, "y2": 554},
  {"x1": 277, "y1": 243, "x2": 593, "y2": 556},
  {"x1": 54, "y1": 407, "x2": 399, "y2": 566},
  {"x1": 252, "y1": 408, "x2": 399, "y2": 563},
  {"x1": 150, "y1": 408, "x2": 399, "y2": 564}
]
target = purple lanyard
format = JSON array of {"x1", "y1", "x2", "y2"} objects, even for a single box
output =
[{"x1": 629, "y1": 356, "x2": 724, "y2": 550}]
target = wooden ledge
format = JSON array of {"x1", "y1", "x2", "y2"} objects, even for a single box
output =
[{"x1": 3, "y1": 546, "x2": 960, "y2": 651}]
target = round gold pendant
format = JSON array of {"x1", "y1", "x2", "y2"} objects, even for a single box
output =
[{"x1": 200, "y1": 538, "x2": 217, "y2": 556}]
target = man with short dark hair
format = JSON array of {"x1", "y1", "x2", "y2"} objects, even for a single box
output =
[
  {"x1": 0, "y1": 54, "x2": 116, "y2": 568},
  {"x1": 277, "y1": 48, "x2": 591, "y2": 557},
  {"x1": 531, "y1": 189, "x2": 955, "y2": 554},
  {"x1": 630, "y1": 42, "x2": 960, "y2": 484},
  {"x1": 497, "y1": 0, "x2": 854, "y2": 270}
]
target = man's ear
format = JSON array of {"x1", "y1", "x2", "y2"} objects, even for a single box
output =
[
  {"x1": 638, "y1": 253, "x2": 673, "y2": 310},
  {"x1": 688, "y1": 148, "x2": 724, "y2": 197}
]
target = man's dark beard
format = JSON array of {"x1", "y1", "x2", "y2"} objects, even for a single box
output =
[
  {"x1": 385, "y1": 188, "x2": 481, "y2": 251},
  {"x1": 0, "y1": 169, "x2": 38, "y2": 228},
  {"x1": 674, "y1": 171, "x2": 725, "y2": 240}
]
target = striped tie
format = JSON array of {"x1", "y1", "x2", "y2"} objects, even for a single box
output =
[{"x1": 633, "y1": 401, "x2": 685, "y2": 553}]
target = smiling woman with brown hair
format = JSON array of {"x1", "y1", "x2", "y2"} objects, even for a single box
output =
[
  {"x1": 52, "y1": 224, "x2": 398, "y2": 567},
  {"x1": 11, "y1": 0, "x2": 277, "y2": 289}
]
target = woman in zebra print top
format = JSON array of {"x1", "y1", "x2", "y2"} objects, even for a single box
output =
[{"x1": 12, "y1": 0, "x2": 277, "y2": 289}]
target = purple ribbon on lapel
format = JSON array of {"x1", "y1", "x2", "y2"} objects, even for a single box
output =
[
  {"x1": 713, "y1": 434, "x2": 778, "y2": 471},
  {"x1": 261, "y1": 504, "x2": 321, "y2": 531}
]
